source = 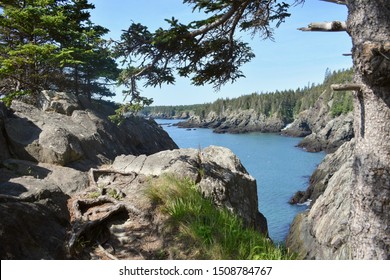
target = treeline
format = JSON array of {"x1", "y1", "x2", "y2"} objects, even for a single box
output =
[{"x1": 142, "y1": 68, "x2": 354, "y2": 122}]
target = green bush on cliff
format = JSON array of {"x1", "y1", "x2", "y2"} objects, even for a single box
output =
[
  {"x1": 331, "y1": 91, "x2": 354, "y2": 117},
  {"x1": 147, "y1": 175, "x2": 296, "y2": 260}
]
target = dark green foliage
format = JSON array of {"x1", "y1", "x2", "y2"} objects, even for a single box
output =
[
  {"x1": 114, "y1": 0, "x2": 301, "y2": 113},
  {"x1": 331, "y1": 91, "x2": 353, "y2": 117},
  {"x1": 143, "y1": 68, "x2": 354, "y2": 121},
  {"x1": 0, "y1": 0, "x2": 118, "y2": 104}
]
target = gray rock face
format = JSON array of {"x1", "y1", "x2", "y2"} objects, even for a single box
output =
[
  {"x1": 3, "y1": 92, "x2": 178, "y2": 168},
  {"x1": 0, "y1": 103, "x2": 10, "y2": 160},
  {"x1": 0, "y1": 91, "x2": 179, "y2": 259},
  {"x1": 37, "y1": 90, "x2": 81, "y2": 116},
  {"x1": 286, "y1": 140, "x2": 355, "y2": 259},
  {"x1": 290, "y1": 140, "x2": 356, "y2": 205},
  {"x1": 0, "y1": 160, "x2": 77, "y2": 259},
  {"x1": 0, "y1": 159, "x2": 88, "y2": 197},
  {"x1": 111, "y1": 146, "x2": 268, "y2": 234},
  {"x1": 0, "y1": 156, "x2": 114, "y2": 259},
  {"x1": 297, "y1": 112, "x2": 354, "y2": 153}
]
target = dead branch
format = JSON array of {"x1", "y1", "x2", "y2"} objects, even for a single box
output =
[
  {"x1": 320, "y1": 0, "x2": 347, "y2": 5},
  {"x1": 298, "y1": 21, "x2": 347, "y2": 32},
  {"x1": 331, "y1": 83, "x2": 363, "y2": 91}
]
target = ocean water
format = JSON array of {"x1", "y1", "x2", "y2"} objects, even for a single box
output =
[{"x1": 156, "y1": 119, "x2": 325, "y2": 243}]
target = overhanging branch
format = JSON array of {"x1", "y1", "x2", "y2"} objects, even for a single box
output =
[
  {"x1": 298, "y1": 21, "x2": 347, "y2": 32},
  {"x1": 189, "y1": 1, "x2": 250, "y2": 38}
]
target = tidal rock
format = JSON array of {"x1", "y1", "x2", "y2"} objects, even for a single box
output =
[{"x1": 281, "y1": 114, "x2": 312, "y2": 138}]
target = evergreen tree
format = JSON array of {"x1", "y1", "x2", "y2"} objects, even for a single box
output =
[{"x1": 0, "y1": 0, "x2": 118, "y2": 104}]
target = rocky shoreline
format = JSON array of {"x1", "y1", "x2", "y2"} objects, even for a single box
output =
[
  {"x1": 174, "y1": 90, "x2": 354, "y2": 154},
  {"x1": 177, "y1": 109, "x2": 285, "y2": 134}
]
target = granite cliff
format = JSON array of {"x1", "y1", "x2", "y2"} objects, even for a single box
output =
[
  {"x1": 286, "y1": 140, "x2": 355, "y2": 259},
  {"x1": 282, "y1": 90, "x2": 354, "y2": 153}
]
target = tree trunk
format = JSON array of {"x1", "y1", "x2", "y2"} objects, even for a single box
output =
[{"x1": 347, "y1": 0, "x2": 390, "y2": 259}]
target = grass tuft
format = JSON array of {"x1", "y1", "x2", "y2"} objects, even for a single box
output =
[{"x1": 146, "y1": 174, "x2": 297, "y2": 260}]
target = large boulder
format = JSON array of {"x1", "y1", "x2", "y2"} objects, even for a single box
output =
[
  {"x1": 3, "y1": 92, "x2": 178, "y2": 168},
  {"x1": 0, "y1": 158, "x2": 91, "y2": 259},
  {"x1": 63, "y1": 145, "x2": 267, "y2": 260},
  {"x1": 111, "y1": 146, "x2": 268, "y2": 234},
  {"x1": 0, "y1": 168, "x2": 75, "y2": 259}
]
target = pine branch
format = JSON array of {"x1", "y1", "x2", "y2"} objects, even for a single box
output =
[{"x1": 189, "y1": 0, "x2": 250, "y2": 37}]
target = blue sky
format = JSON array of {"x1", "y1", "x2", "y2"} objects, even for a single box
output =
[{"x1": 89, "y1": 0, "x2": 352, "y2": 106}]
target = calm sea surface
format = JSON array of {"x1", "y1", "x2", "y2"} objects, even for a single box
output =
[{"x1": 156, "y1": 119, "x2": 325, "y2": 243}]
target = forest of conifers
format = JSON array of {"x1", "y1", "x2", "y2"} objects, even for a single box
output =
[{"x1": 142, "y1": 68, "x2": 354, "y2": 122}]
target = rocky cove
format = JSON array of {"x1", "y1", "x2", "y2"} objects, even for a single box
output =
[
  {"x1": 175, "y1": 88, "x2": 354, "y2": 154},
  {"x1": 0, "y1": 90, "x2": 388, "y2": 260}
]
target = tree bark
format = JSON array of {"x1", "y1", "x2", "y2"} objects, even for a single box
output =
[{"x1": 347, "y1": 0, "x2": 390, "y2": 259}]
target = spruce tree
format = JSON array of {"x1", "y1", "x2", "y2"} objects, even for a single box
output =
[{"x1": 0, "y1": 0, "x2": 118, "y2": 104}]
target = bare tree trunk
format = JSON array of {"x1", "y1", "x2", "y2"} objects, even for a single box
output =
[{"x1": 347, "y1": 0, "x2": 390, "y2": 259}]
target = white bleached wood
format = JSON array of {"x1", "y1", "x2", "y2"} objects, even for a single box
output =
[{"x1": 298, "y1": 21, "x2": 347, "y2": 32}]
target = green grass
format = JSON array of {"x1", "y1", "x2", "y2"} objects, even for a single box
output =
[{"x1": 146, "y1": 174, "x2": 297, "y2": 260}]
